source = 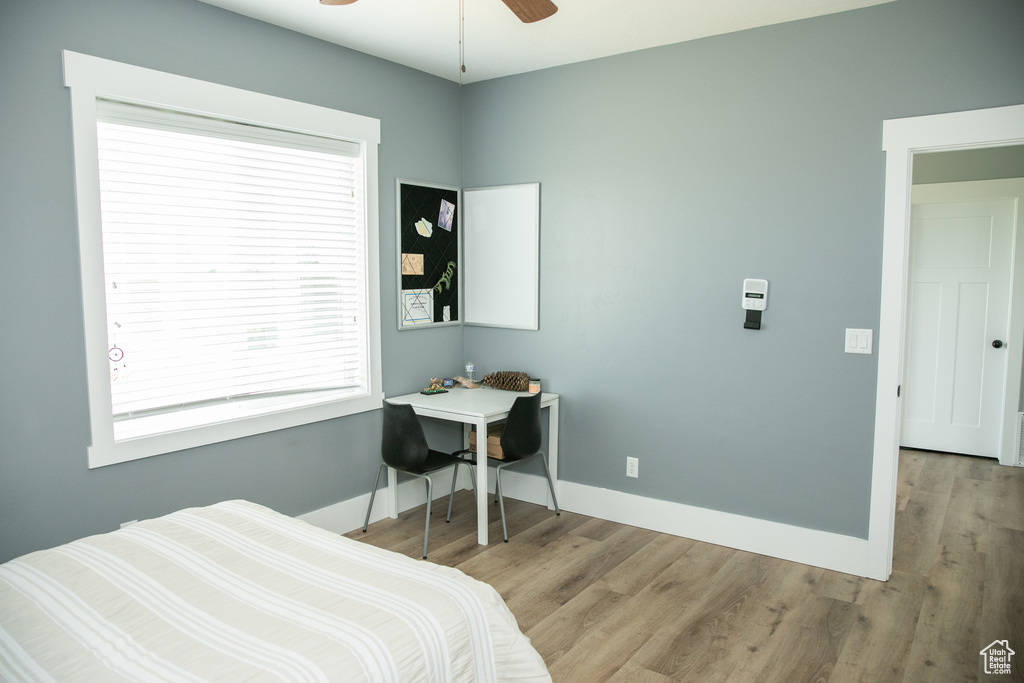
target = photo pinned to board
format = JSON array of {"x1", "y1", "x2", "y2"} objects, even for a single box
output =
[
  {"x1": 401, "y1": 253, "x2": 424, "y2": 276},
  {"x1": 438, "y1": 199, "x2": 455, "y2": 231}
]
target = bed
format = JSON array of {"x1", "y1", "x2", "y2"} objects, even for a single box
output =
[{"x1": 0, "y1": 500, "x2": 551, "y2": 682}]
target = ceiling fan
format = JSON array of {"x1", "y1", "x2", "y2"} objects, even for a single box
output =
[{"x1": 319, "y1": 0, "x2": 558, "y2": 24}]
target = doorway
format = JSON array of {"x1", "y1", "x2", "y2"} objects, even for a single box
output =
[
  {"x1": 901, "y1": 178, "x2": 1024, "y2": 459},
  {"x1": 866, "y1": 103, "x2": 1024, "y2": 582}
]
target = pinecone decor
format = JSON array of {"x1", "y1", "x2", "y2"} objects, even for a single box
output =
[{"x1": 482, "y1": 371, "x2": 531, "y2": 392}]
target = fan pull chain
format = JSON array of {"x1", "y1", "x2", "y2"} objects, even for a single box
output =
[{"x1": 459, "y1": 0, "x2": 466, "y2": 83}]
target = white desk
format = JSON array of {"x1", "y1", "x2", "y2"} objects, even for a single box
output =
[{"x1": 386, "y1": 386, "x2": 560, "y2": 545}]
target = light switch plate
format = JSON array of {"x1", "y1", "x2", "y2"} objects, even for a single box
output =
[{"x1": 845, "y1": 328, "x2": 873, "y2": 354}]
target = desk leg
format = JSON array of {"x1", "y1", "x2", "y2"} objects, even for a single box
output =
[
  {"x1": 548, "y1": 401, "x2": 559, "y2": 511},
  {"x1": 475, "y1": 417, "x2": 489, "y2": 545},
  {"x1": 387, "y1": 467, "x2": 398, "y2": 519}
]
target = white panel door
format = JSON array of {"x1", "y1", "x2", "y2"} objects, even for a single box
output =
[{"x1": 901, "y1": 189, "x2": 1015, "y2": 457}]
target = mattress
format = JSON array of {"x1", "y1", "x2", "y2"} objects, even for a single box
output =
[{"x1": 0, "y1": 500, "x2": 551, "y2": 682}]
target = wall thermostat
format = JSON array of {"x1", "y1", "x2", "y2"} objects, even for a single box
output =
[
  {"x1": 742, "y1": 279, "x2": 768, "y2": 310},
  {"x1": 742, "y1": 279, "x2": 768, "y2": 329}
]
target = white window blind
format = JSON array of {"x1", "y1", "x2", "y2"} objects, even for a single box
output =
[{"x1": 95, "y1": 101, "x2": 369, "y2": 440}]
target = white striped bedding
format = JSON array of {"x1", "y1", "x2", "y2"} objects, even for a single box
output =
[{"x1": 0, "y1": 500, "x2": 551, "y2": 682}]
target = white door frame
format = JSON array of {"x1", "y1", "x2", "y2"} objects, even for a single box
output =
[{"x1": 867, "y1": 103, "x2": 1024, "y2": 581}]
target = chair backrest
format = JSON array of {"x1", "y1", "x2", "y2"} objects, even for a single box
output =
[
  {"x1": 500, "y1": 393, "x2": 542, "y2": 460},
  {"x1": 381, "y1": 402, "x2": 429, "y2": 472}
]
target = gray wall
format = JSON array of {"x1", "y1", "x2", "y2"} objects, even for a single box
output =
[
  {"x1": 0, "y1": 0, "x2": 464, "y2": 563},
  {"x1": 460, "y1": 0, "x2": 1024, "y2": 538}
]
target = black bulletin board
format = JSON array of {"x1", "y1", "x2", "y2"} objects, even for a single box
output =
[{"x1": 396, "y1": 179, "x2": 460, "y2": 329}]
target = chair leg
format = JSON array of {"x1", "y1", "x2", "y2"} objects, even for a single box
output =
[
  {"x1": 362, "y1": 463, "x2": 388, "y2": 533},
  {"x1": 446, "y1": 462, "x2": 460, "y2": 523},
  {"x1": 493, "y1": 453, "x2": 559, "y2": 544},
  {"x1": 495, "y1": 464, "x2": 509, "y2": 543},
  {"x1": 447, "y1": 462, "x2": 479, "y2": 523},
  {"x1": 539, "y1": 452, "x2": 560, "y2": 515},
  {"x1": 422, "y1": 475, "x2": 433, "y2": 559}
]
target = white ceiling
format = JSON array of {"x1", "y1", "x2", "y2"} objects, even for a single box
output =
[{"x1": 196, "y1": 0, "x2": 896, "y2": 84}]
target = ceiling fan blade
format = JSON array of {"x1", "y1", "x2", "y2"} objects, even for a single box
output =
[
  {"x1": 500, "y1": 0, "x2": 558, "y2": 23},
  {"x1": 320, "y1": 0, "x2": 358, "y2": 5}
]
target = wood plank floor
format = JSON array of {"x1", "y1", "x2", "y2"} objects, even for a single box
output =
[{"x1": 346, "y1": 450, "x2": 1024, "y2": 682}]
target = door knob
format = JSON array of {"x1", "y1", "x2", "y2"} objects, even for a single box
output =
[{"x1": 993, "y1": 340, "x2": 1004, "y2": 348}]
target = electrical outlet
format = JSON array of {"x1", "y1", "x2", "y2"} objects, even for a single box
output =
[{"x1": 626, "y1": 457, "x2": 639, "y2": 478}]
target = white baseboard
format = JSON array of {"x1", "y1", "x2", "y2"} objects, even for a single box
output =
[
  {"x1": 300, "y1": 465, "x2": 479, "y2": 535},
  {"x1": 557, "y1": 481, "x2": 870, "y2": 577},
  {"x1": 302, "y1": 471, "x2": 871, "y2": 577}
]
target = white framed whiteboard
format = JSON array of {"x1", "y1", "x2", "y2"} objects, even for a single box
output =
[{"x1": 463, "y1": 183, "x2": 539, "y2": 330}]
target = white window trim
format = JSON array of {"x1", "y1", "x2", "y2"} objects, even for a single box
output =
[{"x1": 63, "y1": 50, "x2": 384, "y2": 468}]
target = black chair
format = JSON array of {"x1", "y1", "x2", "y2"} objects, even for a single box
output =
[
  {"x1": 363, "y1": 401, "x2": 475, "y2": 559},
  {"x1": 460, "y1": 392, "x2": 560, "y2": 542}
]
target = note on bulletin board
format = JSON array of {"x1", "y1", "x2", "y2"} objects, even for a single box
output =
[{"x1": 397, "y1": 179, "x2": 460, "y2": 329}]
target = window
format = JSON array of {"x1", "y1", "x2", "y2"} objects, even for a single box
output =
[{"x1": 64, "y1": 51, "x2": 383, "y2": 468}]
